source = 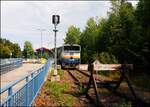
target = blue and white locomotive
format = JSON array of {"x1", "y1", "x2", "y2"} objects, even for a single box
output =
[{"x1": 58, "y1": 44, "x2": 81, "y2": 68}]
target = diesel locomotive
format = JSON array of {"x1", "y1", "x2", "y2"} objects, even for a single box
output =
[{"x1": 57, "y1": 44, "x2": 81, "y2": 68}]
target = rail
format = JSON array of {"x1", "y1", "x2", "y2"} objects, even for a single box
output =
[
  {"x1": 0, "y1": 59, "x2": 51, "y2": 106},
  {"x1": 0, "y1": 58, "x2": 23, "y2": 75}
]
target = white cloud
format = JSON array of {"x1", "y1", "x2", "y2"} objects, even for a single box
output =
[{"x1": 1, "y1": 1, "x2": 112, "y2": 50}]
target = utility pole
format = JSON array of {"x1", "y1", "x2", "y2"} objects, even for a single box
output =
[
  {"x1": 37, "y1": 29, "x2": 46, "y2": 58},
  {"x1": 52, "y1": 15, "x2": 60, "y2": 76}
]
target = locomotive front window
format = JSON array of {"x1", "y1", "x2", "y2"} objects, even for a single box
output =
[{"x1": 64, "y1": 46, "x2": 80, "y2": 51}]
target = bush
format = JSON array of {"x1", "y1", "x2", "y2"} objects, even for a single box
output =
[{"x1": 92, "y1": 52, "x2": 118, "y2": 64}]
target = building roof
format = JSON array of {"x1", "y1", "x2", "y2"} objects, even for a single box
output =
[{"x1": 36, "y1": 47, "x2": 51, "y2": 52}]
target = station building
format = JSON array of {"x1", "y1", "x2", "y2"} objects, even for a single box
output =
[{"x1": 35, "y1": 47, "x2": 52, "y2": 59}]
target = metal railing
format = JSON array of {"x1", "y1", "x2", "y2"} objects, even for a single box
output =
[
  {"x1": 0, "y1": 58, "x2": 23, "y2": 75},
  {"x1": 0, "y1": 59, "x2": 51, "y2": 106}
]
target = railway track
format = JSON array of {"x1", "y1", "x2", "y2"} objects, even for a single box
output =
[
  {"x1": 67, "y1": 69, "x2": 89, "y2": 84},
  {"x1": 76, "y1": 69, "x2": 117, "y2": 85},
  {"x1": 66, "y1": 69, "x2": 97, "y2": 106},
  {"x1": 66, "y1": 69, "x2": 150, "y2": 107},
  {"x1": 67, "y1": 69, "x2": 116, "y2": 106},
  {"x1": 67, "y1": 69, "x2": 117, "y2": 89}
]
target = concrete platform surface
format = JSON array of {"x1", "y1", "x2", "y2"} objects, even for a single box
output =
[{"x1": 0, "y1": 63, "x2": 43, "y2": 88}]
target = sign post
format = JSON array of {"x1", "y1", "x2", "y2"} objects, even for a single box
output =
[
  {"x1": 52, "y1": 15, "x2": 60, "y2": 75},
  {"x1": 51, "y1": 15, "x2": 60, "y2": 81}
]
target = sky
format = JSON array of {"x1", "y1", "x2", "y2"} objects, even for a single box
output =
[{"x1": 1, "y1": 1, "x2": 138, "y2": 51}]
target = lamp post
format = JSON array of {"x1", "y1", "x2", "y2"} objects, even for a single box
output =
[
  {"x1": 52, "y1": 15, "x2": 60, "y2": 76},
  {"x1": 37, "y1": 29, "x2": 46, "y2": 58}
]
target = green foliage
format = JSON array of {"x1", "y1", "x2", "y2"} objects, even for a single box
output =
[
  {"x1": 92, "y1": 52, "x2": 118, "y2": 64},
  {"x1": 12, "y1": 43, "x2": 22, "y2": 58},
  {"x1": 23, "y1": 41, "x2": 35, "y2": 58},
  {"x1": 42, "y1": 52, "x2": 49, "y2": 59},
  {"x1": 98, "y1": 71, "x2": 110, "y2": 77},
  {"x1": 77, "y1": 82, "x2": 86, "y2": 94},
  {"x1": 45, "y1": 82, "x2": 69, "y2": 97},
  {"x1": 58, "y1": 69, "x2": 64, "y2": 77},
  {"x1": 45, "y1": 81, "x2": 73, "y2": 106},
  {"x1": 50, "y1": 69, "x2": 63, "y2": 76},
  {"x1": 131, "y1": 73, "x2": 150, "y2": 91},
  {"x1": 134, "y1": 0, "x2": 150, "y2": 70},
  {"x1": 64, "y1": 25, "x2": 81, "y2": 44},
  {"x1": 80, "y1": 17, "x2": 100, "y2": 63},
  {"x1": 0, "y1": 38, "x2": 22, "y2": 58},
  {"x1": 2, "y1": 46, "x2": 11, "y2": 58},
  {"x1": 64, "y1": 0, "x2": 150, "y2": 72},
  {"x1": 36, "y1": 50, "x2": 50, "y2": 59}
]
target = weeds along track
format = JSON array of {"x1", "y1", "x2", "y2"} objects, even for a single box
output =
[
  {"x1": 76, "y1": 70, "x2": 114, "y2": 83},
  {"x1": 67, "y1": 69, "x2": 114, "y2": 85},
  {"x1": 67, "y1": 69, "x2": 98, "y2": 105}
]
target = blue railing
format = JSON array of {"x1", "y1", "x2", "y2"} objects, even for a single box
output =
[
  {"x1": 0, "y1": 58, "x2": 23, "y2": 75},
  {"x1": 0, "y1": 59, "x2": 51, "y2": 106}
]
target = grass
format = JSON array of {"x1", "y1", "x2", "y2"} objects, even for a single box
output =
[
  {"x1": 50, "y1": 68, "x2": 64, "y2": 78},
  {"x1": 98, "y1": 70, "x2": 120, "y2": 80},
  {"x1": 98, "y1": 69, "x2": 150, "y2": 92},
  {"x1": 77, "y1": 82, "x2": 87, "y2": 94},
  {"x1": 45, "y1": 81, "x2": 73, "y2": 107},
  {"x1": 98, "y1": 70, "x2": 110, "y2": 76},
  {"x1": 58, "y1": 69, "x2": 64, "y2": 77}
]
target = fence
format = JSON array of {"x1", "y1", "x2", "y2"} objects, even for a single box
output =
[
  {"x1": 0, "y1": 58, "x2": 23, "y2": 75},
  {"x1": 0, "y1": 59, "x2": 51, "y2": 106}
]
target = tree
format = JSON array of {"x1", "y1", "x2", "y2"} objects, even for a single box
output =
[
  {"x1": 63, "y1": 0, "x2": 149, "y2": 72},
  {"x1": 23, "y1": 41, "x2": 35, "y2": 58},
  {"x1": 0, "y1": 38, "x2": 22, "y2": 58},
  {"x1": 64, "y1": 25, "x2": 81, "y2": 44},
  {"x1": 12, "y1": 43, "x2": 22, "y2": 58},
  {"x1": 0, "y1": 44, "x2": 4, "y2": 58},
  {"x1": 92, "y1": 52, "x2": 118, "y2": 64},
  {"x1": 80, "y1": 17, "x2": 101, "y2": 63},
  {"x1": 112, "y1": 1, "x2": 136, "y2": 63},
  {"x1": 2, "y1": 46, "x2": 11, "y2": 58},
  {"x1": 42, "y1": 52, "x2": 50, "y2": 59}
]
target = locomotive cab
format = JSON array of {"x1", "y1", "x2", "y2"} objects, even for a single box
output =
[{"x1": 60, "y1": 44, "x2": 81, "y2": 68}]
